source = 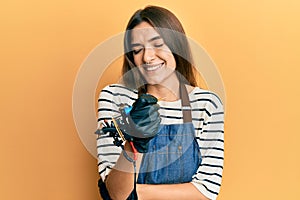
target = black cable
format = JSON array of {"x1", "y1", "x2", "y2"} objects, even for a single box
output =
[
  {"x1": 121, "y1": 145, "x2": 138, "y2": 200},
  {"x1": 133, "y1": 161, "x2": 138, "y2": 199}
]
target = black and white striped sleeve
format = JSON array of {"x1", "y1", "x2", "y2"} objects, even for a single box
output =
[
  {"x1": 192, "y1": 93, "x2": 224, "y2": 200},
  {"x1": 96, "y1": 85, "x2": 122, "y2": 181}
]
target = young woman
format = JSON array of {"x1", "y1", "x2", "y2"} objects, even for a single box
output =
[{"x1": 97, "y1": 6, "x2": 224, "y2": 200}]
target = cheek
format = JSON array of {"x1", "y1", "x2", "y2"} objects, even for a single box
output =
[
  {"x1": 133, "y1": 55, "x2": 142, "y2": 66},
  {"x1": 158, "y1": 50, "x2": 176, "y2": 69},
  {"x1": 133, "y1": 55, "x2": 145, "y2": 74},
  {"x1": 157, "y1": 46, "x2": 175, "y2": 60},
  {"x1": 168, "y1": 54, "x2": 176, "y2": 69}
]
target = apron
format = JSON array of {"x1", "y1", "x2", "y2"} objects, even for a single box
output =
[{"x1": 137, "y1": 83, "x2": 202, "y2": 184}]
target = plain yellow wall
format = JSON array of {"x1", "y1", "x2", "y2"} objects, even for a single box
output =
[{"x1": 1, "y1": 0, "x2": 300, "y2": 199}]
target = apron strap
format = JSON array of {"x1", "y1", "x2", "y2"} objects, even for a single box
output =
[{"x1": 180, "y1": 83, "x2": 192, "y2": 123}]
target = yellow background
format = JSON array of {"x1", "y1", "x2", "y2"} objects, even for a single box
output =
[{"x1": 1, "y1": 0, "x2": 299, "y2": 199}]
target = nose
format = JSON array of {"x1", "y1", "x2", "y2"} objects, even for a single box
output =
[{"x1": 143, "y1": 46, "x2": 155, "y2": 64}]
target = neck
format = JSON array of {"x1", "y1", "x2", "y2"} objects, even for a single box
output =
[{"x1": 147, "y1": 75, "x2": 180, "y2": 101}]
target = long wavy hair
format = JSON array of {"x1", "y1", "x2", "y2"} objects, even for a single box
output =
[{"x1": 121, "y1": 5, "x2": 197, "y2": 95}]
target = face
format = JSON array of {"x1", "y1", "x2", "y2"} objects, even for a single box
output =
[{"x1": 130, "y1": 21, "x2": 177, "y2": 85}]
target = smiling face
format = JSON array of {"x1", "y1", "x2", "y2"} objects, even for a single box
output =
[{"x1": 130, "y1": 21, "x2": 177, "y2": 86}]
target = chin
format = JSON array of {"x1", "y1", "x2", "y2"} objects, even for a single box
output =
[{"x1": 142, "y1": 70, "x2": 176, "y2": 86}]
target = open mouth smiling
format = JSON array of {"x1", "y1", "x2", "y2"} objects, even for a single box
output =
[{"x1": 143, "y1": 63, "x2": 164, "y2": 72}]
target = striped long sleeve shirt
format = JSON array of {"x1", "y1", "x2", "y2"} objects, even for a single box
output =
[{"x1": 97, "y1": 84, "x2": 224, "y2": 200}]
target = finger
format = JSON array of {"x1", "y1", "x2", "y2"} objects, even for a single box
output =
[
  {"x1": 134, "y1": 94, "x2": 158, "y2": 108},
  {"x1": 101, "y1": 127, "x2": 117, "y2": 133}
]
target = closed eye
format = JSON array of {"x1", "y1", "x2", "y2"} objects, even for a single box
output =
[
  {"x1": 154, "y1": 43, "x2": 164, "y2": 48},
  {"x1": 132, "y1": 48, "x2": 143, "y2": 55}
]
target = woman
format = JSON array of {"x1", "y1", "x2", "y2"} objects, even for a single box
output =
[{"x1": 97, "y1": 5, "x2": 224, "y2": 200}]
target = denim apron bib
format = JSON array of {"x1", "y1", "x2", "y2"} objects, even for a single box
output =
[{"x1": 137, "y1": 83, "x2": 202, "y2": 185}]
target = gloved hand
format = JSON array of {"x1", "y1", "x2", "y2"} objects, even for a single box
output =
[
  {"x1": 120, "y1": 94, "x2": 161, "y2": 153},
  {"x1": 98, "y1": 94, "x2": 161, "y2": 153}
]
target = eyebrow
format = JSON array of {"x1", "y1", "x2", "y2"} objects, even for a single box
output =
[{"x1": 131, "y1": 36, "x2": 162, "y2": 47}]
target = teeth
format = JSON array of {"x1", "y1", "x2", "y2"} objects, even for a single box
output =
[{"x1": 145, "y1": 64, "x2": 162, "y2": 71}]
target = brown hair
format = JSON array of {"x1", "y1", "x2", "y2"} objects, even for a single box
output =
[{"x1": 122, "y1": 5, "x2": 197, "y2": 94}]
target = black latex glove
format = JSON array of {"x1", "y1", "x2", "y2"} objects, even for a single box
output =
[
  {"x1": 120, "y1": 94, "x2": 161, "y2": 152},
  {"x1": 96, "y1": 94, "x2": 161, "y2": 153}
]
